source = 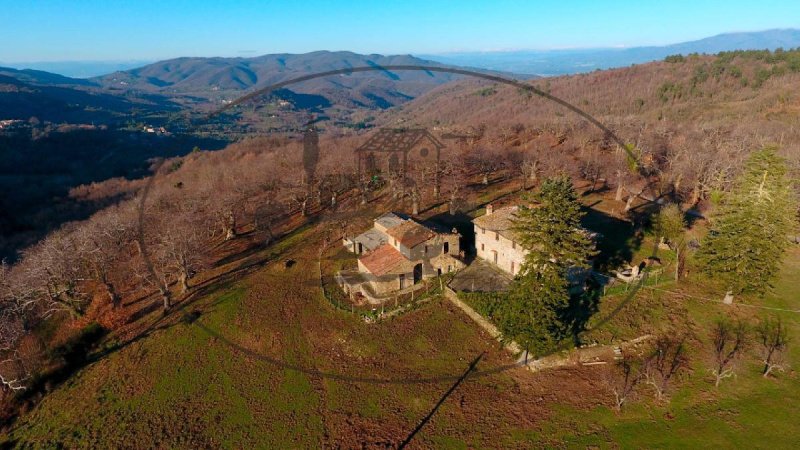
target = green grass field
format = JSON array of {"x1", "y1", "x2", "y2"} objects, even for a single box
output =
[
  {"x1": 2, "y1": 230, "x2": 546, "y2": 448},
  {"x1": 3, "y1": 218, "x2": 798, "y2": 448},
  {"x1": 541, "y1": 246, "x2": 800, "y2": 448}
]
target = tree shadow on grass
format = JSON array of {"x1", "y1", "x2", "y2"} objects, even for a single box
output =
[
  {"x1": 581, "y1": 207, "x2": 644, "y2": 272},
  {"x1": 0, "y1": 275, "x2": 241, "y2": 431},
  {"x1": 561, "y1": 283, "x2": 603, "y2": 347}
]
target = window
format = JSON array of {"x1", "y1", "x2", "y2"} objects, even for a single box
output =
[
  {"x1": 512, "y1": 241, "x2": 516, "y2": 250},
  {"x1": 511, "y1": 261, "x2": 515, "y2": 274},
  {"x1": 443, "y1": 242, "x2": 449, "y2": 254},
  {"x1": 495, "y1": 232, "x2": 499, "y2": 241},
  {"x1": 481, "y1": 243, "x2": 484, "y2": 251},
  {"x1": 424, "y1": 245, "x2": 428, "y2": 255},
  {"x1": 481, "y1": 227, "x2": 485, "y2": 234}
]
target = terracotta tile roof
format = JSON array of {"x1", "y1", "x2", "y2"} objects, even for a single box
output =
[
  {"x1": 359, "y1": 243, "x2": 408, "y2": 276},
  {"x1": 385, "y1": 220, "x2": 436, "y2": 248},
  {"x1": 472, "y1": 206, "x2": 522, "y2": 242}
]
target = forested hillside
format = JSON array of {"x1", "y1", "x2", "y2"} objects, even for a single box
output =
[
  {"x1": 1, "y1": 49, "x2": 798, "y2": 445},
  {"x1": 93, "y1": 51, "x2": 472, "y2": 110},
  {"x1": 379, "y1": 49, "x2": 800, "y2": 207}
]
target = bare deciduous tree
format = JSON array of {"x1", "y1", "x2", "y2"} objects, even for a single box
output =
[
  {"x1": 508, "y1": 147, "x2": 542, "y2": 190},
  {"x1": 0, "y1": 314, "x2": 30, "y2": 393},
  {"x1": 252, "y1": 185, "x2": 281, "y2": 245},
  {"x1": 466, "y1": 146, "x2": 505, "y2": 185},
  {"x1": 288, "y1": 180, "x2": 315, "y2": 218},
  {"x1": 75, "y1": 204, "x2": 137, "y2": 308},
  {"x1": 154, "y1": 210, "x2": 205, "y2": 298},
  {"x1": 20, "y1": 229, "x2": 89, "y2": 318},
  {"x1": 755, "y1": 316, "x2": 790, "y2": 377},
  {"x1": 604, "y1": 352, "x2": 643, "y2": 411},
  {"x1": 642, "y1": 335, "x2": 690, "y2": 402},
  {"x1": 0, "y1": 263, "x2": 35, "y2": 393},
  {"x1": 708, "y1": 318, "x2": 749, "y2": 387},
  {"x1": 440, "y1": 156, "x2": 468, "y2": 215}
]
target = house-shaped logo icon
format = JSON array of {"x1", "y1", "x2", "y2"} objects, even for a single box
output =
[{"x1": 355, "y1": 128, "x2": 445, "y2": 176}]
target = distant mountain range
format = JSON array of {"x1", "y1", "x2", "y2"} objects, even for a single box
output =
[
  {"x1": 4, "y1": 28, "x2": 800, "y2": 82},
  {"x1": 0, "y1": 52, "x2": 497, "y2": 121},
  {"x1": 2, "y1": 28, "x2": 798, "y2": 123},
  {"x1": 0, "y1": 61, "x2": 153, "y2": 79},
  {"x1": 0, "y1": 66, "x2": 94, "y2": 87},
  {"x1": 421, "y1": 28, "x2": 800, "y2": 76},
  {"x1": 87, "y1": 51, "x2": 521, "y2": 111}
]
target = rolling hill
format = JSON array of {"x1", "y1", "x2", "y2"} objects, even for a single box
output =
[
  {"x1": 0, "y1": 72, "x2": 176, "y2": 123},
  {"x1": 0, "y1": 60, "x2": 153, "y2": 79},
  {"x1": 92, "y1": 51, "x2": 497, "y2": 110},
  {"x1": 0, "y1": 66, "x2": 96, "y2": 87}
]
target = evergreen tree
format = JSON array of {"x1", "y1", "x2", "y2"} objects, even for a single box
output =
[
  {"x1": 500, "y1": 177, "x2": 597, "y2": 356},
  {"x1": 697, "y1": 147, "x2": 797, "y2": 295}
]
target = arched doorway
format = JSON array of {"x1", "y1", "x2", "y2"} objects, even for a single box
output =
[{"x1": 413, "y1": 263, "x2": 423, "y2": 284}]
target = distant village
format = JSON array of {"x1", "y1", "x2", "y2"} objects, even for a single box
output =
[{"x1": 0, "y1": 117, "x2": 172, "y2": 137}]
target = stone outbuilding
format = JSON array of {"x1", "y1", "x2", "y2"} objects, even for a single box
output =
[{"x1": 339, "y1": 212, "x2": 464, "y2": 300}]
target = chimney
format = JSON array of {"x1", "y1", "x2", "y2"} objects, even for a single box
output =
[{"x1": 486, "y1": 204, "x2": 494, "y2": 215}]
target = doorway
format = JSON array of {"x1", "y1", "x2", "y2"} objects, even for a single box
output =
[{"x1": 413, "y1": 263, "x2": 423, "y2": 284}]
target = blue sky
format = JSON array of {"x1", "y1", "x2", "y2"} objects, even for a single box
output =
[{"x1": 1, "y1": 0, "x2": 799, "y2": 62}]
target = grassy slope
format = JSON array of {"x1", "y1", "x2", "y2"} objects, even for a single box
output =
[
  {"x1": 540, "y1": 246, "x2": 800, "y2": 448},
  {"x1": 3, "y1": 225, "x2": 554, "y2": 449},
  {"x1": 3, "y1": 191, "x2": 798, "y2": 448}
]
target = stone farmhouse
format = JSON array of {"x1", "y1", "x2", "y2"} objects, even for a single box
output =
[
  {"x1": 472, "y1": 204, "x2": 527, "y2": 276},
  {"x1": 472, "y1": 204, "x2": 596, "y2": 290},
  {"x1": 338, "y1": 212, "x2": 464, "y2": 300}
]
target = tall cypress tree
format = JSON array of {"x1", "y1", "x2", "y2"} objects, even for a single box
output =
[
  {"x1": 499, "y1": 176, "x2": 597, "y2": 356},
  {"x1": 697, "y1": 147, "x2": 797, "y2": 295}
]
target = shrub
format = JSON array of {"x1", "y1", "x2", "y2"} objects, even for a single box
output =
[{"x1": 664, "y1": 54, "x2": 685, "y2": 63}]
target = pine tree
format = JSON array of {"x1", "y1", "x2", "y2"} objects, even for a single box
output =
[
  {"x1": 500, "y1": 177, "x2": 597, "y2": 356},
  {"x1": 697, "y1": 147, "x2": 797, "y2": 295}
]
